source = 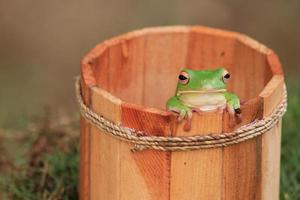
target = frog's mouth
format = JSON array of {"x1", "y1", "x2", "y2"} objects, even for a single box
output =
[{"x1": 176, "y1": 89, "x2": 226, "y2": 96}]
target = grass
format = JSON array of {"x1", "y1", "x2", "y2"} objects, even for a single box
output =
[
  {"x1": 0, "y1": 149, "x2": 78, "y2": 200},
  {"x1": 0, "y1": 81, "x2": 299, "y2": 199},
  {"x1": 0, "y1": 112, "x2": 79, "y2": 200}
]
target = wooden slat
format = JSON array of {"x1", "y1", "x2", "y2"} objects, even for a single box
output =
[
  {"x1": 94, "y1": 48, "x2": 109, "y2": 90},
  {"x1": 107, "y1": 36, "x2": 145, "y2": 105},
  {"x1": 90, "y1": 87, "x2": 122, "y2": 200},
  {"x1": 170, "y1": 112, "x2": 223, "y2": 200},
  {"x1": 79, "y1": 117, "x2": 90, "y2": 200},
  {"x1": 260, "y1": 121, "x2": 282, "y2": 200},
  {"x1": 79, "y1": 64, "x2": 94, "y2": 200},
  {"x1": 117, "y1": 143, "x2": 151, "y2": 200},
  {"x1": 223, "y1": 140, "x2": 259, "y2": 200},
  {"x1": 267, "y1": 52, "x2": 284, "y2": 75},
  {"x1": 187, "y1": 27, "x2": 236, "y2": 71},
  {"x1": 79, "y1": 87, "x2": 91, "y2": 200},
  {"x1": 118, "y1": 30, "x2": 189, "y2": 199},
  {"x1": 222, "y1": 97, "x2": 263, "y2": 200},
  {"x1": 259, "y1": 75, "x2": 284, "y2": 200},
  {"x1": 121, "y1": 35, "x2": 145, "y2": 105},
  {"x1": 232, "y1": 39, "x2": 268, "y2": 100},
  {"x1": 121, "y1": 104, "x2": 175, "y2": 199},
  {"x1": 221, "y1": 36, "x2": 268, "y2": 199},
  {"x1": 108, "y1": 39, "x2": 152, "y2": 200},
  {"x1": 143, "y1": 29, "x2": 189, "y2": 109}
]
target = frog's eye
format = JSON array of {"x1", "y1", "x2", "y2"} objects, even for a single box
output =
[
  {"x1": 178, "y1": 71, "x2": 189, "y2": 84},
  {"x1": 222, "y1": 70, "x2": 230, "y2": 83}
]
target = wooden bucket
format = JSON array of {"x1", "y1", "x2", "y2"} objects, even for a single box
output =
[{"x1": 79, "y1": 26, "x2": 285, "y2": 200}]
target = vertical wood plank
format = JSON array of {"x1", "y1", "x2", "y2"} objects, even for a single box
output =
[
  {"x1": 222, "y1": 92, "x2": 264, "y2": 199},
  {"x1": 233, "y1": 38, "x2": 269, "y2": 100},
  {"x1": 260, "y1": 122, "x2": 282, "y2": 200},
  {"x1": 143, "y1": 30, "x2": 189, "y2": 109},
  {"x1": 121, "y1": 104, "x2": 175, "y2": 200},
  {"x1": 267, "y1": 52, "x2": 283, "y2": 75},
  {"x1": 222, "y1": 98, "x2": 263, "y2": 200},
  {"x1": 136, "y1": 29, "x2": 190, "y2": 199},
  {"x1": 80, "y1": 117, "x2": 90, "y2": 200},
  {"x1": 186, "y1": 27, "x2": 238, "y2": 105},
  {"x1": 117, "y1": 144, "x2": 151, "y2": 200},
  {"x1": 90, "y1": 87, "x2": 122, "y2": 200},
  {"x1": 259, "y1": 75, "x2": 284, "y2": 200},
  {"x1": 79, "y1": 67, "x2": 93, "y2": 200},
  {"x1": 187, "y1": 27, "x2": 236, "y2": 71},
  {"x1": 121, "y1": 36, "x2": 145, "y2": 104},
  {"x1": 108, "y1": 36, "x2": 145, "y2": 105},
  {"x1": 223, "y1": 141, "x2": 259, "y2": 200},
  {"x1": 221, "y1": 37, "x2": 271, "y2": 200},
  {"x1": 108, "y1": 40, "x2": 152, "y2": 200},
  {"x1": 94, "y1": 48, "x2": 109, "y2": 90},
  {"x1": 170, "y1": 112, "x2": 223, "y2": 200}
]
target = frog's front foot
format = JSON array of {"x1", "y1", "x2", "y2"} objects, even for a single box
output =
[
  {"x1": 228, "y1": 107, "x2": 242, "y2": 128},
  {"x1": 234, "y1": 108, "x2": 242, "y2": 123},
  {"x1": 178, "y1": 109, "x2": 192, "y2": 131}
]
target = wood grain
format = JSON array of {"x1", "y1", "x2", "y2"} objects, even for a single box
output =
[
  {"x1": 170, "y1": 112, "x2": 223, "y2": 200},
  {"x1": 90, "y1": 87, "x2": 122, "y2": 200},
  {"x1": 121, "y1": 103, "x2": 175, "y2": 199},
  {"x1": 94, "y1": 47, "x2": 109, "y2": 90},
  {"x1": 143, "y1": 28, "x2": 189, "y2": 109},
  {"x1": 79, "y1": 26, "x2": 284, "y2": 200},
  {"x1": 108, "y1": 36, "x2": 145, "y2": 105},
  {"x1": 222, "y1": 98, "x2": 263, "y2": 200},
  {"x1": 110, "y1": 37, "x2": 150, "y2": 200},
  {"x1": 79, "y1": 61, "x2": 95, "y2": 200},
  {"x1": 90, "y1": 87, "x2": 153, "y2": 200},
  {"x1": 259, "y1": 75, "x2": 284, "y2": 200},
  {"x1": 221, "y1": 36, "x2": 268, "y2": 199},
  {"x1": 187, "y1": 27, "x2": 236, "y2": 71},
  {"x1": 232, "y1": 37, "x2": 270, "y2": 100},
  {"x1": 79, "y1": 79, "x2": 91, "y2": 200}
]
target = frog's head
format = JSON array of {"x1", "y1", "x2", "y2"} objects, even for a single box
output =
[{"x1": 176, "y1": 68, "x2": 230, "y2": 95}]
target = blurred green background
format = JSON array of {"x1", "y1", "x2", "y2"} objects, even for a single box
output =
[{"x1": 0, "y1": 0, "x2": 299, "y2": 199}]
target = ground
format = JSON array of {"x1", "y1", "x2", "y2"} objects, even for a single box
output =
[{"x1": 0, "y1": 111, "x2": 79, "y2": 200}]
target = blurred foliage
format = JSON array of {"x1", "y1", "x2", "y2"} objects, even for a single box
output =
[
  {"x1": 0, "y1": 112, "x2": 79, "y2": 200},
  {"x1": 0, "y1": 149, "x2": 78, "y2": 200}
]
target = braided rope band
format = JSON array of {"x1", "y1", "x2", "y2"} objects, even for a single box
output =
[{"x1": 76, "y1": 78, "x2": 287, "y2": 152}]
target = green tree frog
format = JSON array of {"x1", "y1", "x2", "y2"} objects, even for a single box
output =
[{"x1": 166, "y1": 68, "x2": 241, "y2": 131}]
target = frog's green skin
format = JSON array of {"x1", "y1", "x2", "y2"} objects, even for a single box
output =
[{"x1": 166, "y1": 68, "x2": 241, "y2": 125}]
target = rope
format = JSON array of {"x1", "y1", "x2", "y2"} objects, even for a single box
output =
[{"x1": 75, "y1": 78, "x2": 287, "y2": 152}]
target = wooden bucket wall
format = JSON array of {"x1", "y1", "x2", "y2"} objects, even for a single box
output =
[{"x1": 80, "y1": 26, "x2": 284, "y2": 200}]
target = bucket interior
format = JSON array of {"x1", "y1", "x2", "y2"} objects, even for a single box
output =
[{"x1": 89, "y1": 29, "x2": 273, "y2": 109}]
